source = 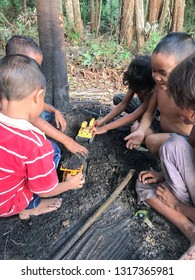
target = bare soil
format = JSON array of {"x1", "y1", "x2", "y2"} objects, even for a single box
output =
[{"x1": 0, "y1": 99, "x2": 189, "y2": 260}]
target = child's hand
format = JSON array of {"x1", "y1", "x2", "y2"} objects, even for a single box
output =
[
  {"x1": 65, "y1": 172, "x2": 85, "y2": 190},
  {"x1": 124, "y1": 130, "x2": 144, "y2": 149},
  {"x1": 138, "y1": 170, "x2": 164, "y2": 184},
  {"x1": 63, "y1": 137, "x2": 88, "y2": 156},
  {"x1": 54, "y1": 109, "x2": 67, "y2": 132},
  {"x1": 92, "y1": 126, "x2": 108, "y2": 135},
  {"x1": 95, "y1": 119, "x2": 105, "y2": 127}
]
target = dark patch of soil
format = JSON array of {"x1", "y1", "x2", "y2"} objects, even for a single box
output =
[{"x1": 0, "y1": 101, "x2": 189, "y2": 260}]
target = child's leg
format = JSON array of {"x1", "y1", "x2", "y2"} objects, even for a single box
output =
[
  {"x1": 154, "y1": 190, "x2": 195, "y2": 259},
  {"x1": 113, "y1": 93, "x2": 141, "y2": 113},
  {"x1": 160, "y1": 135, "x2": 195, "y2": 205},
  {"x1": 19, "y1": 197, "x2": 62, "y2": 220},
  {"x1": 136, "y1": 134, "x2": 195, "y2": 243},
  {"x1": 147, "y1": 195, "x2": 195, "y2": 242},
  {"x1": 136, "y1": 179, "x2": 195, "y2": 243},
  {"x1": 145, "y1": 133, "x2": 171, "y2": 156}
]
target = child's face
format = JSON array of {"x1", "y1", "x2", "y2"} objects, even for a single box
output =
[{"x1": 151, "y1": 53, "x2": 178, "y2": 91}]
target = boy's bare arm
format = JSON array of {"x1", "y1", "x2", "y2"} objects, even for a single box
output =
[
  {"x1": 135, "y1": 86, "x2": 158, "y2": 132},
  {"x1": 94, "y1": 98, "x2": 150, "y2": 134},
  {"x1": 39, "y1": 173, "x2": 85, "y2": 197},
  {"x1": 96, "y1": 88, "x2": 134, "y2": 127},
  {"x1": 124, "y1": 87, "x2": 158, "y2": 149},
  {"x1": 32, "y1": 117, "x2": 88, "y2": 155}
]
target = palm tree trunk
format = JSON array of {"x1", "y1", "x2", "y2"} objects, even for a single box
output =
[{"x1": 36, "y1": 0, "x2": 70, "y2": 112}]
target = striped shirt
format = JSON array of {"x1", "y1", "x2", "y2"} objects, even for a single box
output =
[{"x1": 0, "y1": 113, "x2": 58, "y2": 217}]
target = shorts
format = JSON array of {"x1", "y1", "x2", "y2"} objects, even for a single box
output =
[
  {"x1": 135, "y1": 180, "x2": 169, "y2": 206},
  {"x1": 39, "y1": 110, "x2": 54, "y2": 123}
]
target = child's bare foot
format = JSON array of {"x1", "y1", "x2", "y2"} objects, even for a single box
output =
[
  {"x1": 156, "y1": 184, "x2": 180, "y2": 210},
  {"x1": 19, "y1": 198, "x2": 62, "y2": 220}
]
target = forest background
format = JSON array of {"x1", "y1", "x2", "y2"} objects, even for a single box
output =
[{"x1": 0, "y1": 0, "x2": 195, "y2": 107}]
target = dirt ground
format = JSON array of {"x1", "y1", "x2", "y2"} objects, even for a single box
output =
[{"x1": 0, "y1": 99, "x2": 189, "y2": 260}]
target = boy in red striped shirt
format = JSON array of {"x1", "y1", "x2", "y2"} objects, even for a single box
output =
[{"x1": 0, "y1": 55, "x2": 85, "y2": 220}]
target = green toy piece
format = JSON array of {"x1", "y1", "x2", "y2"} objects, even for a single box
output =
[{"x1": 134, "y1": 209, "x2": 154, "y2": 229}]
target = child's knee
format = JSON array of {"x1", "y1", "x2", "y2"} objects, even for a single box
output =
[
  {"x1": 113, "y1": 93, "x2": 124, "y2": 105},
  {"x1": 145, "y1": 135, "x2": 159, "y2": 154}
]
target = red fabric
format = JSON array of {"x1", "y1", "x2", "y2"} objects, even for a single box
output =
[{"x1": 0, "y1": 117, "x2": 58, "y2": 217}]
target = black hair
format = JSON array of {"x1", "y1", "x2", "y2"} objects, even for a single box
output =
[
  {"x1": 153, "y1": 32, "x2": 195, "y2": 63},
  {"x1": 0, "y1": 54, "x2": 46, "y2": 101},
  {"x1": 5, "y1": 35, "x2": 42, "y2": 57},
  {"x1": 168, "y1": 54, "x2": 195, "y2": 110},
  {"x1": 123, "y1": 54, "x2": 155, "y2": 92}
]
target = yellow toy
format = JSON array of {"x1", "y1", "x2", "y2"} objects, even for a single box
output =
[
  {"x1": 60, "y1": 118, "x2": 95, "y2": 182},
  {"x1": 75, "y1": 118, "x2": 95, "y2": 143},
  {"x1": 60, "y1": 164, "x2": 84, "y2": 182}
]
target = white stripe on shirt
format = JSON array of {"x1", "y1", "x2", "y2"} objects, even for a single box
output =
[
  {"x1": 28, "y1": 164, "x2": 56, "y2": 180},
  {"x1": 0, "y1": 145, "x2": 27, "y2": 159},
  {"x1": 24, "y1": 150, "x2": 54, "y2": 164},
  {"x1": 0, "y1": 123, "x2": 44, "y2": 147}
]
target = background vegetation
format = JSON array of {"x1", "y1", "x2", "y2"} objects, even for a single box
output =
[{"x1": 0, "y1": 0, "x2": 194, "y2": 77}]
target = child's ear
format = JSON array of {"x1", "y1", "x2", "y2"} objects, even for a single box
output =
[
  {"x1": 33, "y1": 89, "x2": 45, "y2": 103},
  {"x1": 191, "y1": 111, "x2": 195, "y2": 120}
]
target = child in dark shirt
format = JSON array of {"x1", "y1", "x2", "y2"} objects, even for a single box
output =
[{"x1": 93, "y1": 55, "x2": 156, "y2": 135}]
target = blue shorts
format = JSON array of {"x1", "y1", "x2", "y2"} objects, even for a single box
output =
[
  {"x1": 26, "y1": 194, "x2": 41, "y2": 209},
  {"x1": 39, "y1": 110, "x2": 54, "y2": 123}
]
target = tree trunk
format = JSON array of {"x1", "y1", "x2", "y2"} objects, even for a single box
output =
[
  {"x1": 159, "y1": 0, "x2": 170, "y2": 33},
  {"x1": 82, "y1": 0, "x2": 86, "y2": 26},
  {"x1": 119, "y1": 0, "x2": 135, "y2": 48},
  {"x1": 95, "y1": 0, "x2": 99, "y2": 29},
  {"x1": 145, "y1": 0, "x2": 149, "y2": 21},
  {"x1": 148, "y1": 0, "x2": 163, "y2": 24},
  {"x1": 90, "y1": 0, "x2": 95, "y2": 33},
  {"x1": 23, "y1": 0, "x2": 27, "y2": 15},
  {"x1": 64, "y1": 0, "x2": 74, "y2": 26},
  {"x1": 36, "y1": 0, "x2": 70, "y2": 113},
  {"x1": 135, "y1": 0, "x2": 145, "y2": 50},
  {"x1": 95, "y1": 0, "x2": 102, "y2": 38},
  {"x1": 110, "y1": 0, "x2": 113, "y2": 25},
  {"x1": 171, "y1": 0, "x2": 185, "y2": 32},
  {"x1": 72, "y1": 0, "x2": 84, "y2": 39}
]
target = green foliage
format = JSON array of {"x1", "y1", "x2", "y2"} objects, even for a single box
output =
[
  {"x1": 140, "y1": 31, "x2": 163, "y2": 54},
  {"x1": 1, "y1": 0, "x2": 10, "y2": 7},
  {"x1": 0, "y1": 0, "x2": 22, "y2": 20},
  {"x1": 183, "y1": 3, "x2": 195, "y2": 36},
  {"x1": 0, "y1": 7, "x2": 38, "y2": 51},
  {"x1": 76, "y1": 38, "x2": 131, "y2": 69}
]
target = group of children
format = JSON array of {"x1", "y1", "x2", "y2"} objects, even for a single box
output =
[
  {"x1": 0, "y1": 36, "x2": 87, "y2": 219},
  {"x1": 94, "y1": 32, "x2": 195, "y2": 255},
  {"x1": 1, "y1": 32, "x2": 195, "y2": 256}
]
